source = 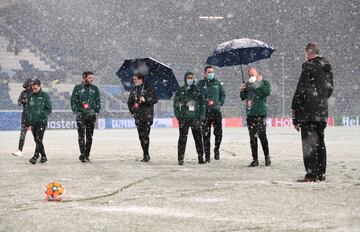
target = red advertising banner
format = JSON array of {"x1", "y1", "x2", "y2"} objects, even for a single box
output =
[
  {"x1": 171, "y1": 117, "x2": 334, "y2": 128},
  {"x1": 268, "y1": 117, "x2": 334, "y2": 127}
]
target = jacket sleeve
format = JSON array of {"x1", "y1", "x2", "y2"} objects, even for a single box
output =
[
  {"x1": 143, "y1": 85, "x2": 159, "y2": 105},
  {"x1": 240, "y1": 86, "x2": 247, "y2": 101},
  {"x1": 95, "y1": 86, "x2": 101, "y2": 113},
  {"x1": 127, "y1": 91, "x2": 135, "y2": 114},
  {"x1": 196, "y1": 81, "x2": 204, "y2": 97},
  {"x1": 44, "y1": 93, "x2": 52, "y2": 116},
  {"x1": 219, "y1": 82, "x2": 226, "y2": 106},
  {"x1": 173, "y1": 90, "x2": 181, "y2": 119},
  {"x1": 18, "y1": 91, "x2": 25, "y2": 106},
  {"x1": 198, "y1": 89, "x2": 205, "y2": 120},
  {"x1": 24, "y1": 95, "x2": 31, "y2": 116},
  {"x1": 70, "y1": 85, "x2": 79, "y2": 114},
  {"x1": 292, "y1": 62, "x2": 314, "y2": 125},
  {"x1": 255, "y1": 81, "x2": 271, "y2": 98},
  {"x1": 327, "y1": 72, "x2": 334, "y2": 99},
  {"x1": 292, "y1": 62, "x2": 311, "y2": 111}
]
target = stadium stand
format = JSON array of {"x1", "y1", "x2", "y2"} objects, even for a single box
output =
[{"x1": 0, "y1": 1, "x2": 359, "y2": 118}]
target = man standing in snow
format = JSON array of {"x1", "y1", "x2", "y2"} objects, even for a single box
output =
[
  {"x1": 174, "y1": 72, "x2": 205, "y2": 165},
  {"x1": 71, "y1": 71, "x2": 101, "y2": 163},
  {"x1": 128, "y1": 73, "x2": 158, "y2": 162},
  {"x1": 197, "y1": 66, "x2": 226, "y2": 163},
  {"x1": 240, "y1": 67, "x2": 271, "y2": 167},
  {"x1": 292, "y1": 42, "x2": 334, "y2": 182},
  {"x1": 27, "y1": 79, "x2": 52, "y2": 164}
]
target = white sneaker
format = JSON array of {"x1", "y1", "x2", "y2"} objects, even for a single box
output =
[{"x1": 12, "y1": 150, "x2": 22, "y2": 157}]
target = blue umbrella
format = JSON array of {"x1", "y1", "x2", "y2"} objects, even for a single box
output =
[
  {"x1": 116, "y1": 57, "x2": 180, "y2": 100},
  {"x1": 206, "y1": 38, "x2": 275, "y2": 82}
]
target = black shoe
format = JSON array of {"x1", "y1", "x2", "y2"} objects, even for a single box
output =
[
  {"x1": 79, "y1": 155, "x2": 86, "y2": 163},
  {"x1": 178, "y1": 160, "x2": 184, "y2": 165},
  {"x1": 141, "y1": 158, "x2": 150, "y2": 162},
  {"x1": 29, "y1": 156, "x2": 38, "y2": 164},
  {"x1": 205, "y1": 159, "x2": 210, "y2": 163},
  {"x1": 214, "y1": 148, "x2": 220, "y2": 160},
  {"x1": 198, "y1": 157, "x2": 205, "y2": 164},
  {"x1": 296, "y1": 177, "x2": 317, "y2": 182},
  {"x1": 85, "y1": 156, "x2": 91, "y2": 162},
  {"x1": 141, "y1": 154, "x2": 150, "y2": 162},
  {"x1": 317, "y1": 174, "x2": 326, "y2": 181},
  {"x1": 248, "y1": 160, "x2": 259, "y2": 167},
  {"x1": 39, "y1": 156, "x2": 47, "y2": 163},
  {"x1": 265, "y1": 156, "x2": 271, "y2": 166},
  {"x1": 297, "y1": 173, "x2": 319, "y2": 182}
]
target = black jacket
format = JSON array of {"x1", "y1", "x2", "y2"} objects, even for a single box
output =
[
  {"x1": 292, "y1": 56, "x2": 334, "y2": 123},
  {"x1": 127, "y1": 83, "x2": 159, "y2": 124},
  {"x1": 18, "y1": 88, "x2": 32, "y2": 125}
]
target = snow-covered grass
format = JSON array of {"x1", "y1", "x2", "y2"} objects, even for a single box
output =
[{"x1": 0, "y1": 127, "x2": 359, "y2": 231}]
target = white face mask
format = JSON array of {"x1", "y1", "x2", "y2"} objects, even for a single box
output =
[{"x1": 249, "y1": 76, "x2": 257, "y2": 83}]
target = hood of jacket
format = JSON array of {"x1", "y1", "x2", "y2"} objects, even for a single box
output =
[
  {"x1": 313, "y1": 56, "x2": 332, "y2": 72},
  {"x1": 183, "y1": 71, "x2": 194, "y2": 86}
]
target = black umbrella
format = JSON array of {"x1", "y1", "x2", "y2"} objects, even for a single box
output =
[
  {"x1": 116, "y1": 57, "x2": 180, "y2": 100},
  {"x1": 206, "y1": 38, "x2": 275, "y2": 82}
]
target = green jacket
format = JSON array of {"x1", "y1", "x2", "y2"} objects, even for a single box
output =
[
  {"x1": 71, "y1": 83, "x2": 101, "y2": 116},
  {"x1": 196, "y1": 78, "x2": 226, "y2": 113},
  {"x1": 26, "y1": 90, "x2": 52, "y2": 126},
  {"x1": 240, "y1": 80, "x2": 271, "y2": 117},
  {"x1": 173, "y1": 75, "x2": 205, "y2": 121}
]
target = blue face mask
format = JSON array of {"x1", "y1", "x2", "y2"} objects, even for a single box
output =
[
  {"x1": 186, "y1": 79, "x2": 194, "y2": 86},
  {"x1": 207, "y1": 73, "x2": 215, "y2": 81}
]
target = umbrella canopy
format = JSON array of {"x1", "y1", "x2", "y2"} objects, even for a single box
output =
[
  {"x1": 116, "y1": 57, "x2": 179, "y2": 100},
  {"x1": 206, "y1": 38, "x2": 275, "y2": 67}
]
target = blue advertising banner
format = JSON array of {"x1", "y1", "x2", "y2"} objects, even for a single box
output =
[
  {"x1": 0, "y1": 112, "x2": 174, "y2": 130},
  {"x1": 0, "y1": 112, "x2": 21, "y2": 130}
]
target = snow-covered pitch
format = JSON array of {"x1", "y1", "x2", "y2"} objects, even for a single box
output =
[{"x1": 0, "y1": 127, "x2": 359, "y2": 231}]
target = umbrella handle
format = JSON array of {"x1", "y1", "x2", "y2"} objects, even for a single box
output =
[{"x1": 240, "y1": 65, "x2": 245, "y2": 83}]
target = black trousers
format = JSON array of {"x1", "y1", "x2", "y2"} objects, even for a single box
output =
[
  {"x1": 18, "y1": 119, "x2": 29, "y2": 151},
  {"x1": 77, "y1": 115, "x2": 96, "y2": 158},
  {"x1": 31, "y1": 124, "x2": 47, "y2": 158},
  {"x1": 202, "y1": 111, "x2": 223, "y2": 160},
  {"x1": 136, "y1": 121, "x2": 151, "y2": 156},
  {"x1": 178, "y1": 119, "x2": 204, "y2": 161},
  {"x1": 247, "y1": 116, "x2": 269, "y2": 161},
  {"x1": 300, "y1": 121, "x2": 327, "y2": 178}
]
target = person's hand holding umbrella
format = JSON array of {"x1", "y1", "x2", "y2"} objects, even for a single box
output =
[
  {"x1": 139, "y1": 96, "x2": 145, "y2": 103},
  {"x1": 240, "y1": 83, "x2": 246, "y2": 92}
]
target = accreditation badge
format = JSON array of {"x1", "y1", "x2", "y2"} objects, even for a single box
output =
[{"x1": 187, "y1": 100, "x2": 196, "y2": 111}]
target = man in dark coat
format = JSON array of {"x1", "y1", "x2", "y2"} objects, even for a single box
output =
[
  {"x1": 71, "y1": 71, "x2": 101, "y2": 163},
  {"x1": 292, "y1": 42, "x2": 334, "y2": 182},
  {"x1": 196, "y1": 66, "x2": 226, "y2": 162},
  {"x1": 27, "y1": 79, "x2": 52, "y2": 164},
  {"x1": 240, "y1": 68, "x2": 271, "y2": 167},
  {"x1": 12, "y1": 79, "x2": 33, "y2": 157},
  {"x1": 174, "y1": 72, "x2": 205, "y2": 165},
  {"x1": 128, "y1": 73, "x2": 159, "y2": 162}
]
